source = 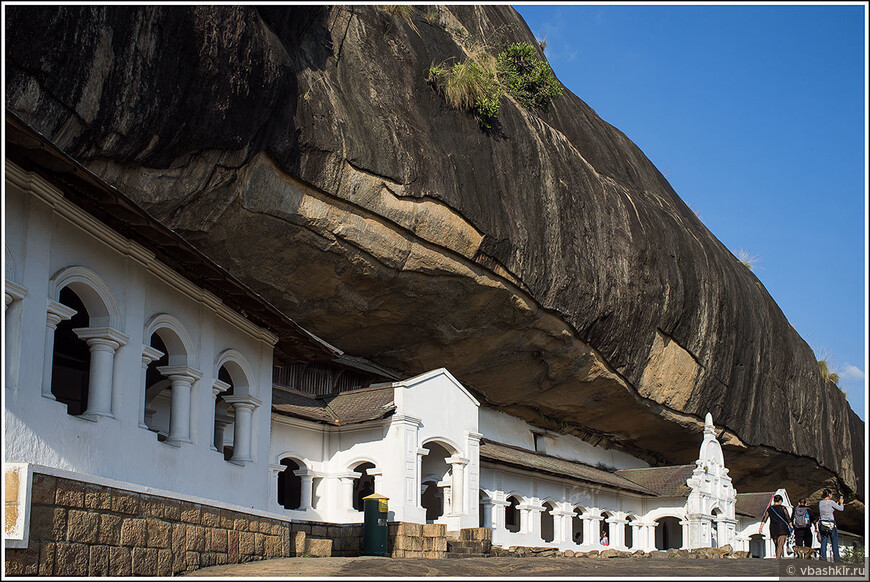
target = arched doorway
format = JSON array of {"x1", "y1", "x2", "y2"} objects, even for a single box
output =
[
  {"x1": 749, "y1": 533, "x2": 766, "y2": 558},
  {"x1": 51, "y1": 287, "x2": 91, "y2": 415},
  {"x1": 710, "y1": 508, "x2": 720, "y2": 548},
  {"x1": 505, "y1": 496, "x2": 521, "y2": 533},
  {"x1": 624, "y1": 516, "x2": 634, "y2": 550},
  {"x1": 541, "y1": 501, "x2": 556, "y2": 543},
  {"x1": 277, "y1": 458, "x2": 302, "y2": 510},
  {"x1": 352, "y1": 462, "x2": 376, "y2": 511},
  {"x1": 655, "y1": 517, "x2": 683, "y2": 550},
  {"x1": 572, "y1": 507, "x2": 584, "y2": 545},
  {"x1": 420, "y1": 442, "x2": 453, "y2": 522}
]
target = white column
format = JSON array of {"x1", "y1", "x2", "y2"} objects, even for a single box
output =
[
  {"x1": 552, "y1": 508, "x2": 573, "y2": 544},
  {"x1": 607, "y1": 516, "x2": 627, "y2": 549},
  {"x1": 680, "y1": 519, "x2": 690, "y2": 550},
  {"x1": 42, "y1": 299, "x2": 77, "y2": 399},
  {"x1": 224, "y1": 394, "x2": 261, "y2": 463},
  {"x1": 213, "y1": 407, "x2": 233, "y2": 452},
  {"x1": 139, "y1": 345, "x2": 164, "y2": 428},
  {"x1": 209, "y1": 379, "x2": 230, "y2": 449},
  {"x1": 585, "y1": 514, "x2": 601, "y2": 547},
  {"x1": 296, "y1": 472, "x2": 314, "y2": 511},
  {"x1": 157, "y1": 364, "x2": 202, "y2": 446},
  {"x1": 520, "y1": 503, "x2": 544, "y2": 538},
  {"x1": 269, "y1": 464, "x2": 284, "y2": 511},
  {"x1": 4, "y1": 281, "x2": 27, "y2": 390},
  {"x1": 416, "y1": 448, "x2": 429, "y2": 509},
  {"x1": 74, "y1": 327, "x2": 129, "y2": 419},
  {"x1": 481, "y1": 498, "x2": 495, "y2": 529},
  {"x1": 447, "y1": 456, "x2": 469, "y2": 516},
  {"x1": 367, "y1": 468, "x2": 384, "y2": 494},
  {"x1": 340, "y1": 475, "x2": 356, "y2": 512}
]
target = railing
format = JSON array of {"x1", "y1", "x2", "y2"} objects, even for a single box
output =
[{"x1": 272, "y1": 363, "x2": 375, "y2": 396}]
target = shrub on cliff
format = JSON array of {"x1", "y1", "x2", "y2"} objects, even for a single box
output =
[
  {"x1": 427, "y1": 56, "x2": 502, "y2": 130},
  {"x1": 427, "y1": 41, "x2": 561, "y2": 130},
  {"x1": 496, "y1": 42, "x2": 563, "y2": 111}
]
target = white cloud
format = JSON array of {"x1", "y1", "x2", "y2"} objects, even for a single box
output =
[{"x1": 839, "y1": 364, "x2": 865, "y2": 381}]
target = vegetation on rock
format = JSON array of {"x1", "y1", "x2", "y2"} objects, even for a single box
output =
[
  {"x1": 496, "y1": 42, "x2": 562, "y2": 111},
  {"x1": 427, "y1": 41, "x2": 561, "y2": 130}
]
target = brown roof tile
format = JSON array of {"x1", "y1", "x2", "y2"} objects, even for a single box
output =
[
  {"x1": 613, "y1": 465, "x2": 697, "y2": 497},
  {"x1": 479, "y1": 440, "x2": 656, "y2": 496},
  {"x1": 735, "y1": 492, "x2": 776, "y2": 518},
  {"x1": 271, "y1": 385, "x2": 395, "y2": 426}
]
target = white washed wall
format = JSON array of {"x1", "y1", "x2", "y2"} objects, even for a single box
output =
[{"x1": 4, "y1": 167, "x2": 276, "y2": 511}]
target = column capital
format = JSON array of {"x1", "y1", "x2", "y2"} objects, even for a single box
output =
[
  {"x1": 142, "y1": 345, "x2": 164, "y2": 367},
  {"x1": 6, "y1": 281, "x2": 27, "y2": 304},
  {"x1": 46, "y1": 299, "x2": 77, "y2": 327},
  {"x1": 157, "y1": 365, "x2": 203, "y2": 383},
  {"x1": 466, "y1": 431, "x2": 484, "y2": 443},
  {"x1": 74, "y1": 326, "x2": 129, "y2": 349},
  {"x1": 223, "y1": 394, "x2": 262, "y2": 409},
  {"x1": 447, "y1": 455, "x2": 469, "y2": 466},
  {"x1": 391, "y1": 414, "x2": 422, "y2": 427},
  {"x1": 606, "y1": 516, "x2": 627, "y2": 525},
  {"x1": 212, "y1": 378, "x2": 231, "y2": 396}
]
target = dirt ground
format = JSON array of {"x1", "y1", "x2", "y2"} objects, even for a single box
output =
[{"x1": 185, "y1": 556, "x2": 803, "y2": 577}]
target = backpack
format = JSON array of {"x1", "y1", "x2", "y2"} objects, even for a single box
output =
[{"x1": 793, "y1": 506, "x2": 810, "y2": 528}]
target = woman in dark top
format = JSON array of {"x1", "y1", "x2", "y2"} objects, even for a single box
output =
[{"x1": 759, "y1": 494, "x2": 793, "y2": 558}]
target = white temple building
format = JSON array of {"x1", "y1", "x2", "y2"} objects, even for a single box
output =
[{"x1": 4, "y1": 114, "x2": 843, "y2": 565}]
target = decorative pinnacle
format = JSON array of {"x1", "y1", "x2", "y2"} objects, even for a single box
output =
[{"x1": 704, "y1": 412, "x2": 715, "y2": 436}]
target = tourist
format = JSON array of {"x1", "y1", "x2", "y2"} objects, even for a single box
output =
[
  {"x1": 791, "y1": 498, "x2": 817, "y2": 549},
  {"x1": 574, "y1": 532, "x2": 583, "y2": 545},
  {"x1": 818, "y1": 489, "x2": 844, "y2": 562},
  {"x1": 758, "y1": 494, "x2": 792, "y2": 558},
  {"x1": 600, "y1": 531, "x2": 609, "y2": 546}
]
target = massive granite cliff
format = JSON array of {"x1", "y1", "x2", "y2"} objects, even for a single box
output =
[{"x1": 5, "y1": 5, "x2": 863, "y2": 530}]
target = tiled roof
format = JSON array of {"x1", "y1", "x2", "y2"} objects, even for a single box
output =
[
  {"x1": 613, "y1": 465, "x2": 697, "y2": 497},
  {"x1": 271, "y1": 385, "x2": 395, "y2": 426},
  {"x1": 735, "y1": 492, "x2": 776, "y2": 518},
  {"x1": 479, "y1": 440, "x2": 656, "y2": 496}
]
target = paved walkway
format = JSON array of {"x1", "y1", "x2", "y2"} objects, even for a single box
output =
[{"x1": 186, "y1": 556, "x2": 792, "y2": 577}]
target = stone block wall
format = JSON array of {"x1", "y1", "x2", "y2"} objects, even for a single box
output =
[
  {"x1": 387, "y1": 522, "x2": 448, "y2": 558},
  {"x1": 3, "y1": 473, "x2": 297, "y2": 576},
  {"x1": 4, "y1": 472, "x2": 450, "y2": 576}
]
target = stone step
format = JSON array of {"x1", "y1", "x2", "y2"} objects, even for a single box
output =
[{"x1": 446, "y1": 553, "x2": 490, "y2": 559}]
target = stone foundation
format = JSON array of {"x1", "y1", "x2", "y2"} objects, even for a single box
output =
[
  {"x1": 2, "y1": 473, "x2": 367, "y2": 576},
  {"x1": 4, "y1": 471, "x2": 459, "y2": 575},
  {"x1": 387, "y1": 522, "x2": 448, "y2": 558}
]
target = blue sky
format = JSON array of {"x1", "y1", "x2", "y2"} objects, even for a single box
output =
[{"x1": 515, "y1": 3, "x2": 867, "y2": 419}]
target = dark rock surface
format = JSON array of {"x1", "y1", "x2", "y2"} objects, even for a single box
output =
[{"x1": 5, "y1": 5, "x2": 863, "y2": 531}]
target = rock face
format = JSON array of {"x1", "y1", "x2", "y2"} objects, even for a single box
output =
[{"x1": 5, "y1": 5, "x2": 863, "y2": 530}]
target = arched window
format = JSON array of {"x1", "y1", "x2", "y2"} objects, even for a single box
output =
[
  {"x1": 214, "y1": 366, "x2": 235, "y2": 459},
  {"x1": 541, "y1": 501, "x2": 556, "y2": 543},
  {"x1": 142, "y1": 315, "x2": 200, "y2": 447},
  {"x1": 655, "y1": 517, "x2": 683, "y2": 550},
  {"x1": 213, "y1": 350, "x2": 260, "y2": 464},
  {"x1": 143, "y1": 333, "x2": 170, "y2": 441},
  {"x1": 505, "y1": 496, "x2": 521, "y2": 533},
  {"x1": 277, "y1": 458, "x2": 302, "y2": 510},
  {"x1": 352, "y1": 462, "x2": 376, "y2": 511},
  {"x1": 572, "y1": 507, "x2": 584, "y2": 545},
  {"x1": 51, "y1": 287, "x2": 90, "y2": 415}
]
